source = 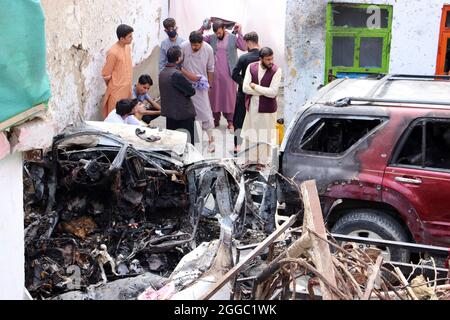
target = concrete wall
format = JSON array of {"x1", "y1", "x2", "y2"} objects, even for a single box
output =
[
  {"x1": 0, "y1": 117, "x2": 53, "y2": 300},
  {"x1": 41, "y1": 0, "x2": 168, "y2": 132},
  {"x1": 285, "y1": 0, "x2": 326, "y2": 124},
  {"x1": 0, "y1": 153, "x2": 24, "y2": 300},
  {"x1": 285, "y1": 0, "x2": 447, "y2": 124}
]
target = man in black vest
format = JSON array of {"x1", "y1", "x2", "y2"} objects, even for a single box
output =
[
  {"x1": 231, "y1": 32, "x2": 261, "y2": 155},
  {"x1": 159, "y1": 46, "x2": 196, "y2": 145}
]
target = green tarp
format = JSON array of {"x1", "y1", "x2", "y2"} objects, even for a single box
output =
[{"x1": 0, "y1": 0, "x2": 51, "y2": 124}]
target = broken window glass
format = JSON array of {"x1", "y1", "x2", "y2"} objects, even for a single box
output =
[
  {"x1": 395, "y1": 119, "x2": 450, "y2": 170},
  {"x1": 359, "y1": 37, "x2": 383, "y2": 68},
  {"x1": 332, "y1": 5, "x2": 389, "y2": 28},
  {"x1": 425, "y1": 120, "x2": 450, "y2": 170},
  {"x1": 295, "y1": 117, "x2": 383, "y2": 155},
  {"x1": 332, "y1": 36, "x2": 355, "y2": 67},
  {"x1": 396, "y1": 121, "x2": 424, "y2": 167}
]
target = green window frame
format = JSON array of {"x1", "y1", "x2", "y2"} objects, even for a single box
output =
[{"x1": 325, "y1": 3, "x2": 393, "y2": 84}]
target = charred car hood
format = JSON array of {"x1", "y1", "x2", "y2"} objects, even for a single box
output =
[{"x1": 62, "y1": 121, "x2": 203, "y2": 164}]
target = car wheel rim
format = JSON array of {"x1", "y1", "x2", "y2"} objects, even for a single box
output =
[{"x1": 346, "y1": 229, "x2": 392, "y2": 261}]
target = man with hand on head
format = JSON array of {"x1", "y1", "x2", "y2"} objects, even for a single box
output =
[
  {"x1": 200, "y1": 19, "x2": 247, "y2": 130},
  {"x1": 104, "y1": 99, "x2": 145, "y2": 126},
  {"x1": 132, "y1": 74, "x2": 161, "y2": 125}
]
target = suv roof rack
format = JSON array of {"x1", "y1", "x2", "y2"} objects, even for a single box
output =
[
  {"x1": 365, "y1": 74, "x2": 450, "y2": 99},
  {"x1": 386, "y1": 74, "x2": 450, "y2": 80},
  {"x1": 331, "y1": 96, "x2": 450, "y2": 108}
]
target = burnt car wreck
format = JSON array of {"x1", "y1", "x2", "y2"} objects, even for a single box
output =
[{"x1": 24, "y1": 122, "x2": 274, "y2": 299}]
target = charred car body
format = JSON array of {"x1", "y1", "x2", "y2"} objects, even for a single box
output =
[
  {"x1": 24, "y1": 122, "x2": 270, "y2": 298},
  {"x1": 279, "y1": 74, "x2": 450, "y2": 261}
]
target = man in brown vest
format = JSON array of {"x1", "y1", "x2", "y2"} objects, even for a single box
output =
[{"x1": 241, "y1": 47, "x2": 282, "y2": 170}]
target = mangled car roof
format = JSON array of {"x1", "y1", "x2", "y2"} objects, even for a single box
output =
[{"x1": 64, "y1": 121, "x2": 189, "y2": 156}]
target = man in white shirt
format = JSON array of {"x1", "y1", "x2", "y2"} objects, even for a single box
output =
[
  {"x1": 104, "y1": 99, "x2": 143, "y2": 125},
  {"x1": 241, "y1": 47, "x2": 282, "y2": 169}
]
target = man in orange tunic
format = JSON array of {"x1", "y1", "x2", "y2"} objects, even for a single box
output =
[{"x1": 102, "y1": 24, "x2": 134, "y2": 118}]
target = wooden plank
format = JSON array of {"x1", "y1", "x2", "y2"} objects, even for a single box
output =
[
  {"x1": 200, "y1": 214, "x2": 298, "y2": 300},
  {"x1": 394, "y1": 267, "x2": 418, "y2": 300},
  {"x1": 0, "y1": 104, "x2": 46, "y2": 131},
  {"x1": 362, "y1": 255, "x2": 383, "y2": 300},
  {"x1": 300, "y1": 180, "x2": 339, "y2": 300}
]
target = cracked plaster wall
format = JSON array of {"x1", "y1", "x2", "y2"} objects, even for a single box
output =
[
  {"x1": 285, "y1": 0, "x2": 446, "y2": 125},
  {"x1": 41, "y1": 0, "x2": 167, "y2": 132}
]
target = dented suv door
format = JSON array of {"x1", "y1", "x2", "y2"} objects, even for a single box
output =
[
  {"x1": 383, "y1": 118, "x2": 450, "y2": 245},
  {"x1": 281, "y1": 109, "x2": 388, "y2": 211}
]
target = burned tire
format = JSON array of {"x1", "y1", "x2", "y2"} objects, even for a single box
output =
[{"x1": 331, "y1": 209, "x2": 410, "y2": 263}]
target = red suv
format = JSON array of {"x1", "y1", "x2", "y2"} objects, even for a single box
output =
[{"x1": 279, "y1": 74, "x2": 450, "y2": 261}]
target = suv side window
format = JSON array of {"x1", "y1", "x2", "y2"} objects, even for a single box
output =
[
  {"x1": 292, "y1": 116, "x2": 384, "y2": 156},
  {"x1": 393, "y1": 119, "x2": 450, "y2": 171}
]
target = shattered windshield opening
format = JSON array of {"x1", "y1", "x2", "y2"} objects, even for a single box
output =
[{"x1": 298, "y1": 117, "x2": 383, "y2": 155}]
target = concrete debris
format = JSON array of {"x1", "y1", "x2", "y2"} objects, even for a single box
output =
[
  {"x1": 138, "y1": 281, "x2": 176, "y2": 300},
  {"x1": 52, "y1": 273, "x2": 168, "y2": 300},
  {"x1": 169, "y1": 241, "x2": 221, "y2": 289}
]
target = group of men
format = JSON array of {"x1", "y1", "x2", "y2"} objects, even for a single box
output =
[{"x1": 101, "y1": 17, "x2": 282, "y2": 168}]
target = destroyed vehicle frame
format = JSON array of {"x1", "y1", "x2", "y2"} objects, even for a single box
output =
[
  {"x1": 47, "y1": 127, "x2": 246, "y2": 222},
  {"x1": 24, "y1": 124, "x2": 251, "y2": 297}
]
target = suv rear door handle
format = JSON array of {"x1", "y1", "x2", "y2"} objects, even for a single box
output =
[{"x1": 394, "y1": 176, "x2": 422, "y2": 185}]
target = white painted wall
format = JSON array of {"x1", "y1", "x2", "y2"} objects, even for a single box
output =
[
  {"x1": 41, "y1": 0, "x2": 168, "y2": 132},
  {"x1": 0, "y1": 153, "x2": 24, "y2": 300},
  {"x1": 169, "y1": 0, "x2": 286, "y2": 69},
  {"x1": 285, "y1": 0, "x2": 447, "y2": 124}
]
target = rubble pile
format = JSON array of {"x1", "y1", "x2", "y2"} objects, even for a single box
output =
[
  {"x1": 232, "y1": 230, "x2": 450, "y2": 300},
  {"x1": 22, "y1": 123, "x2": 449, "y2": 300},
  {"x1": 225, "y1": 181, "x2": 450, "y2": 301}
]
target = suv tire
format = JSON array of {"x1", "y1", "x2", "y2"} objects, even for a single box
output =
[{"x1": 331, "y1": 209, "x2": 410, "y2": 263}]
